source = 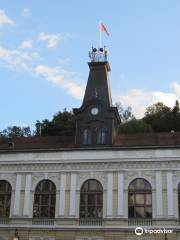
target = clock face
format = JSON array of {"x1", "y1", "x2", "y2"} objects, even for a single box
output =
[{"x1": 91, "y1": 107, "x2": 99, "y2": 115}]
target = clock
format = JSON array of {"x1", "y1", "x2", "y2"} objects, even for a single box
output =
[{"x1": 91, "y1": 107, "x2": 99, "y2": 115}]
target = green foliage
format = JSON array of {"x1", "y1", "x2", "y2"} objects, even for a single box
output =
[
  {"x1": 143, "y1": 101, "x2": 180, "y2": 132},
  {"x1": 34, "y1": 108, "x2": 75, "y2": 136},
  {"x1": 118, "y1": 119, "x2": 152, "y2": 134},
  {"x1": 0, "y1": 126, "x2": 31, "y2": 138},
  {"x1": 1, "y1": 101, "x2": 180, "y2": 138}
]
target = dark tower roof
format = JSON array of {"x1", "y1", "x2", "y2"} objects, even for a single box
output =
[
  {"x1": 82, "y1": 61, "x2": 112, "y2": 108},
  {"x1": 73, "y1": 47, "x2": 120, "y2": 147}
]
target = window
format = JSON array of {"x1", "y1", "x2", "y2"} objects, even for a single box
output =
[
  {"x1": 33, "y1": 180, "x2": 56, "y2": 218},
  {"x1": 80, "y1": 179, "x2": 103, "y2": 218},
  {"x1": 83, "y1": 129, "x2": 91, "y2": 145},
  {"x1": 128, "y1": 178, "x2": 152, "y2": 219},
  {"x1": 97, "y1": 128, "x2": 106, "y2": 144},
  {"x1": 0, "y1": 180, "x2": 12, "y2": 218}
]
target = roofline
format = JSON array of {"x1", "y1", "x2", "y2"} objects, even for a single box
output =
[{"x1": 0, "y1": 145, "x2": 180, "y2": 154}]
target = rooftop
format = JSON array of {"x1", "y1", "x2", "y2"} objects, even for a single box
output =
[{"x1": 0, "y1": 132, "x2": 180, "y2": 152}]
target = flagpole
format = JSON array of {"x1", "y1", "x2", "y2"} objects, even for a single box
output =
[{"x1": 99, "y1": 21, "x2": 102, "y2": 47}]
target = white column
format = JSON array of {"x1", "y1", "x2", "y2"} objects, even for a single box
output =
[
  {"x1": 167, "y1": 172, "x2": 174, "y2": 216},
  {"x1": 107, "y1": 173, "x2": 113, "y2": 216},
  {"x1": 23, "y1": 174, "x2": 32, "y2": 216},
  {"x1": 69, "y1": 173, "x2": 77, "y2": 216},
  {"x1": 117, "y1": 173, "x2": 124, "y2": 216},
  {"x1": 156, "y1": 171, "x2": 163, "y2": 216},
  {"x1": 13, "y1": 174, "x2": 21, "y2": 215},
  {"x1": 59, "y1": 174, "x2": 66, "y2": 216}
]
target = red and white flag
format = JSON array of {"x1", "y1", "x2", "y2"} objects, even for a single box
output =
[{"x1": 99, "y1": 22, "x2": 110, "y2": 36}]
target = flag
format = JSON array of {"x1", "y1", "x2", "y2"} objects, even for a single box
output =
[{"x1": 99, "y1": 22, "x2": 110, "y2": 36}]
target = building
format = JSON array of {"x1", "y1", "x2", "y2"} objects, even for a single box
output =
[{"x1": 0, "y1": 47, "x2": 180, "y2": 240}]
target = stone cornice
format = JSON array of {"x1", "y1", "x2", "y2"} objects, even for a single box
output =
[
  {"x1": 0, "y1": 144, "x2": 180, "y2": 154},
  {"x1": 0, "y1": 148, "x2": 180, "y2": 163},
  {"x1": 0, "y1": 160, "x2": 180, "y2": 172}
]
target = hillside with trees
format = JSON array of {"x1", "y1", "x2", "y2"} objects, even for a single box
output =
[{"x1": 0, "y1": 101, "x2": 180, "y2": 138}]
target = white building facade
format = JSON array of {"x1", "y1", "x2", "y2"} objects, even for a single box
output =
[
  {"x1": 0, "y1": 48, "x2": 180, "y2": 239},
  {"x1": 0, "y1": 147, "x2": 180, "y2": 239}
]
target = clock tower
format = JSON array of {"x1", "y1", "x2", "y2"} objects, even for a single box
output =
[{"x1": 74, "y1": 47, "x2": 120, "y2": 147}]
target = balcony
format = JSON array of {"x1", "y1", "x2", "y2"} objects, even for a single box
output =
[
  {"x1": 128, "y1": 218, "x2": 152, "y2": 226},
  {"x1": 79, "y1": 218, "x2": 103, "y2": 226},
  {"x1": 32, "y1": 218, "x2": 54, "y2": 225},
  {"x1": 0, "y1": 218, "x2": 10, "y2": 224}
]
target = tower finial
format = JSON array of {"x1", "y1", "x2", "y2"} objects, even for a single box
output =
[{"x1": 89, "y1": 46, "x2": 108, "y2": 62}]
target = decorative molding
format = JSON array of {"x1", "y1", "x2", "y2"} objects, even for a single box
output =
[
  {"x1": 0, "y1": 173, "x2": 16, "y2": 190},
  {"x1": 31, "y1": 172, "x2": 59, "y2": 191},
  {"x1": 107, "y1": 173, "x2": 113, "y2": 216},
  {"x1": 59, "y1": 173, "x2": 66, "y2": 216},
  {"x1": 23, "y1": 174, "x2": 32, "y2": 216},
  {"x1": 167, "y1": 172, "x2": 174, "y2": 216},
  {"x1": 0, "y1": 159, "x2": 180, "y2": 174},
  {"x1": 32, "y1": 173, "x2": 44, "y2": 191},
  {"x1": 125, "y1": 172, "x2": 154, "y2": 190},
  {"x1": 156, "y1": 171, "x2": 163, "y2": 216},
  {"x1": 69, "y1": 173, "x2": 77, "y2": 216},
  {"x1": 13, "y1": 174, "x2": 21, "y2": 215},
  {"x1": 117, "y1": 173, "x2": 124, "y2": 216},
  {"x1": 1, "y1": 159, "x2": 180, "y2": 173},
  {"x1": 77, "y1": 171, "x2": 105, "y2": 190}
]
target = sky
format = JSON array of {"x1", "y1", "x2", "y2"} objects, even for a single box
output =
[{"x1": 1, "y1": 0, "x2": 180, "y2": 131}]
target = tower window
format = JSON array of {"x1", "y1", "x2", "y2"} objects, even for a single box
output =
[
  {"x1": 97, "y1": 128, "x2": 106, "y2": 144},
  {"x1": 83, "y1": 129, "x2": 91, "y2": 145}
]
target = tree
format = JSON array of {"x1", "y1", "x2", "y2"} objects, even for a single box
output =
[
  {"x1": 0, "y1": 126, "x2": 31, "y2": 138},
  {"x1": 115, "y1": 102, "x2": 134, "y2": 122},
  {"x1": 143, "y1": 101, "x2": 180, "y2": 132},
  {"x1": 172, "y1": 100, "x2": 180, "y2": 131},
  {"x1": 118, "y1": 119, "x2": 152, "y2": 134},
  {"x1": 34, "y1": 108, "x2": 75, "y2": 136}
]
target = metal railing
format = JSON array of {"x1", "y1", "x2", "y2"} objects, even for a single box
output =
[
  {"x1": 128, "y1": 218, "x2": 152, "y2": 226},
  {"x1": 32, "y1": 218, "x2": 54, "y2": 225},
  {"x1": 79, "y1": 218, "x2": 103, "y2": 226},
  {"x1": 0, "y1": 218, "x2": 10, "y2": 224}
]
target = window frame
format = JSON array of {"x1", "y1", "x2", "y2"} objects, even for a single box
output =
[
  {"x1": 80, "y1": 179, "x2": 103, "y2": 219},
  {"x1": 128, "y1": 178, "x2": 152, "y2": 219},
  {"x1": 33, "y1": 180, "x2": 56, "y2": 219},
  {"x1": 83, "y1": 128, "x2": 91, "y2": 145},
  {"x1": 0, "y1": 180, "x2": 12, "y2": 218},
  {"x1": 97, "y1": 127, "x2": 106, "y2": 145}
]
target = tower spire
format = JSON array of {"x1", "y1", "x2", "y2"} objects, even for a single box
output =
[
  {"x1": 73, "y1": 46, "x2": 120, "y2": 147},
  {"x1": 83, "y1": 46, "x2": 111, "y2": 107}
]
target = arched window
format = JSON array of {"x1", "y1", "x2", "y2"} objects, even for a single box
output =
[
  {"x1": 0, "y1": 180, "x2": 12, "y2": 218},
  {"x1": 80, "y1": 179, "x2": 103, "y2": 218},
  {"x1": 33, "y1": 180, "x2": 56, "y2": 218},
  {"x1": 97, "y1": 128, "x2": 106, "y2": 144},
  {"x1": 83, "y1": 128, "x2": 91, "y2": 145},
  {"x1": 128, "y1": 178, "x2": 152, "y2": 219},
  {"x1": 178, "y1": 183, "x2": 180, "y2": 218}
]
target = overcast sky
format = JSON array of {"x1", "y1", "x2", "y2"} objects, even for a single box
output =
[{"x1": 1, "y1": 0, "x2": 180, "y2": 130}]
